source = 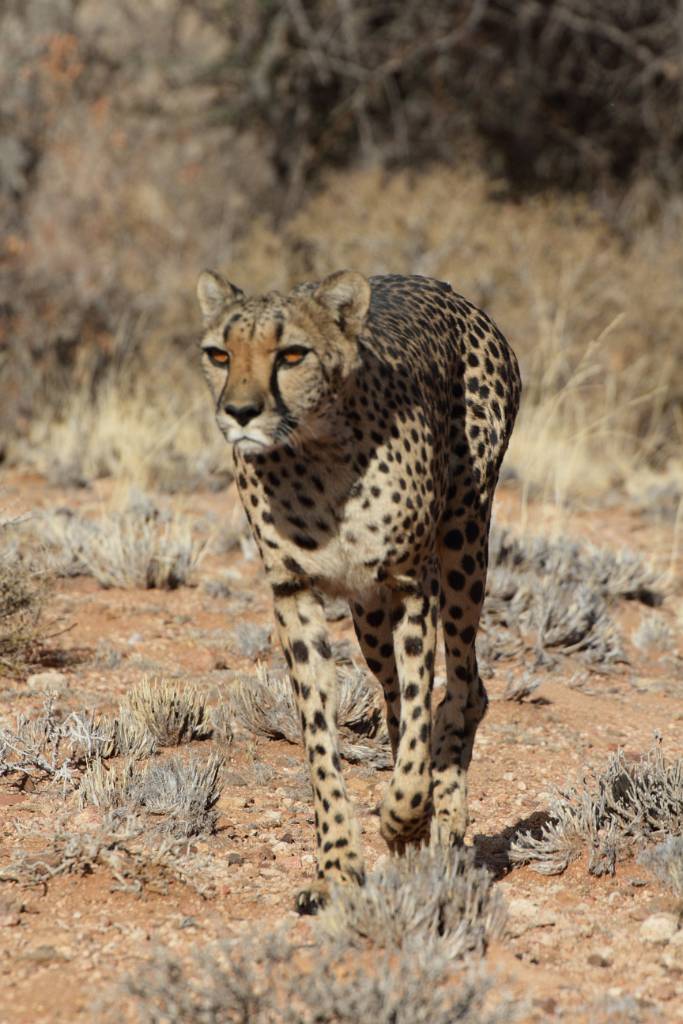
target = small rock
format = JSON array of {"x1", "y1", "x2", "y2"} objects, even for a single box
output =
[
  {"x1": 23, "y1": 944, "x2": 64, "y2": 963},
  {"x1": 26, "y1": 670, "x2": 68, "y2": 692},
  {"x1": 280, "y1": 832, "x2": 295, "y2": 844},
  {"x1": 587, "y1": 952, "x2": 611, "y2": 968},
  {"x1": 227, "y1": 852, "x2": 244, "y2": 866},
  {"x1": 0, "y1": 913, "x2": 20, "y2": 928},
  {"x1": 639, "y1": 913, "x2": 679, "y2": 945}
]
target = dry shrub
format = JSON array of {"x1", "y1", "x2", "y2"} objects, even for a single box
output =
[
  {"x1": 0, "y1": 811, "x2": 215, "y2": 896},
  {"x1": 633, "y1": 615, "x2": 675, "y2": 653},
  {"x1": 221, "y1": 0, "x2": 683, "y2": 196},
  {"x1": 0, "y1": 698, "x2": 118, "y2": 790},
  {"x1": 317, "y1": 845, "x2": 505, "y2": 960},
  {"x1": 225, "y1": 665, "x2": 390, "y2": 767},
  {"x1": 0, "y1": 523, "x2": 50, "y2": 675},
  {"x1": 482, "y1": 524, "x2": 662, "y2": 669},
  {"x1": 122, "y1": 678, "x2": 212, "y2": 747},
  {"x1": 79, "y1": 753, "x2": 223, "y2": 838},
  {"x1": 502, "y1": 672, "x2": 541, "y2": 703},
  {"x1": 640, "y1": 837, "x2": 683, "y2": 900},
  {"x1": 35, "y1": 499, "x2": 205, "y2": 590},
  {"x1": 511, "y1": 744, "x2": 683, "y2": 877},
  {"x1": 124, "y1": 932, "x2": 517, "y2": 1024}
]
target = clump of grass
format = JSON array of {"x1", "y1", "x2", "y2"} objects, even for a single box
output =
[
  {"x1": 209, "y1": 704, "x2": 234, "y2": 746},
  {"x1": 109, "y1": 708, "x2": 158, "y2": 759},
  {"x1": 511, "y1": 744, "x2": 683, "y2": 877},
  {"x1": 483, "y1": 525, "x2": 663, "y2": 670},
  {"x1": 633, "y1": 615, "x2": 675, "y2": 652},
  {"x1": 0, "y1": 522, "x2": 51, "y2": 675},
  {"x1": 122, "y1": 678, "x2": 212, "y2": 746},
  {"x1": 0, "y1": 699, "x2": 122, "y2": 790},
  {"x1": 489, "y1": 527, "x2": 662, "y2": 605},
  {"x1": 0, "y1": 679, "x2": 215, "y2": 792},
  {"x1": 317, "y1": 845, "x2": 505, "y2": 960},
  {"x1": 132, "y1": 755, "x2": 223, "y2": 837},
  {"x1": 124, "y1": 932, "x2": 516, "y2": 1024},
  {"x1": 502, "y1": 672, "x2": 541, "y2": 702},
  {"x1": 225, "y1": 665, "x2": 389, "y2": 766},
  {"x1": 79, "y1": 753, "x2": 223, "y2": 838},
  {"x1": 640, "y1": 837, "x2": 683, "y2": 902},
  {"x1": 35, "y1": 499, "x2": 205, "y2": 590}
]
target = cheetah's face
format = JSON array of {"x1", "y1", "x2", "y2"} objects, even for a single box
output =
[{"x1": 196, "y1": 270, "x2": 370, "y2": 454}]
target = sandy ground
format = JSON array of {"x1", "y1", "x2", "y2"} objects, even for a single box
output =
[{"x1": 0, "y1": 469, "x2": 682, "y2": 1023}]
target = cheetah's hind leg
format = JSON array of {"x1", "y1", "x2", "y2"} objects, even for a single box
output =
[{"x1": 430, "y1": 504, "x2": 490, "y2": 847}]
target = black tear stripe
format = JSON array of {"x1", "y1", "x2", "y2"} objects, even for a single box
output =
[{"x1": 269, "y1": 358, "x2": 291, "y2": 419}]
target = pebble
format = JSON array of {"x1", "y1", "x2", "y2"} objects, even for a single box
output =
[
  {"x1": 26, "y1": 670, "x2": 68, "y2": 692},
  {"x1": 227, "y1": 852, "x2": 244, "y2": 866},
  {"x1": 0, "y1": 913, "x2": 20, "y2": 928},
  {"x1": 22, "y1": 944, "x2": 64, "y2": 963},
  {"x1": 639, "y1": 913, "x2": 679, "y2": 945},
  {"x1": 587, "y1": 951, "x2": 611, "y2": 968}
]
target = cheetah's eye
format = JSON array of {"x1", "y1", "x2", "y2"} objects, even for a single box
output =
[
  {"x1": 204, "y1": 347, "x2": 230, "y2": 367},
  {"x1": 278, "y1": 347, "x2": 309, "y2": 367}
]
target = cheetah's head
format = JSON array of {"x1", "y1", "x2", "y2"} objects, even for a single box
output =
[{"x1": 196, "y1": 270, "x2": 369, "y2": 454}]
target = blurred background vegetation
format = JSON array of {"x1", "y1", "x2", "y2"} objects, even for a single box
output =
[{"x1": 1, "y1": 0, "x2": 682, "y2": 504}]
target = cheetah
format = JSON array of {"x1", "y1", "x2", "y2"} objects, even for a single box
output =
[{"x1": 196, "y1": 269, "x2": 521, "y2": 912}]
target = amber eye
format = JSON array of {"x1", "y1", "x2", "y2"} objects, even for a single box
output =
[
  {"x1": 205, "y1": 347, "x2": 230, "y2": 367},
  {"x1": 278, "y1": 347, "x2": 308, "y2": 367}
]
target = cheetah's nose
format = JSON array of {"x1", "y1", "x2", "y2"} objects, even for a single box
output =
[{"x1": 224, "y1": 402, "x2": 264, "y2": 427}]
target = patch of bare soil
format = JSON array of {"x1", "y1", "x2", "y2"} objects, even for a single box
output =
[{"x1": 1, "y1": 470, "x2": 682, "y2": 1023}]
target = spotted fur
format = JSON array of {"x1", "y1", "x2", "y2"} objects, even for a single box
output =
[{"x1": 197, "y1": 269, "x2": 521, "y2": 912}]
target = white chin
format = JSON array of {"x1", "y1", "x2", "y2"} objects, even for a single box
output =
[{"x1": 231, "y1": 435, "x2": 270, "y2": 454}]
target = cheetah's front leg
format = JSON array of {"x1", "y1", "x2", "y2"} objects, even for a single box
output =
[
  {"x1": 379, "y1": 570, "x2": 439, "y2": 850},
  {"x1": 272, "y1": 586, "x2": 364, "y2": 913}
]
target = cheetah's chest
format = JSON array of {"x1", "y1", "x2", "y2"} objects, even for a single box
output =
[{"x1": 237, "y1": 444, "x2": 445, "y2": 596}]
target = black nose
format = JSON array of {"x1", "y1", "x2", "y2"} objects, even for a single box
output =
[{"x1": 224, "y1": 402, "x2": 263, "y2": 427}]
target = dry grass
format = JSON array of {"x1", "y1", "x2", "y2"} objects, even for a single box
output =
[
  {"x1": 34, "y1": 498, "x2": 206, "y2": 590},
  {"x1": 79, "y1": 753, "x2": 224, "y2": 838},
  {"x1": 316, "y1": 845, "x2": 505, "y2": 960},
  {"x1": 0, "y1": 678, "x2": 215, "y2": 793},
  {"x1": 0, "y1": 811, "x2": 215, "y2": 896},
  {"x1": 640, "y1": 837, "x2": 683, "y2": 901},
  {"x1": 0, "y1": 698, "x2": 119, "y2": 791},
  {"x1": 225, "y1": 665, "x2": 390, "y2": 767},
  {"x1": 481, "y1": 524, "x2": 664, "y2": 671},
  {"x1": 0, "y1": 521, "x2": 51, "y2": 675},
  {"x1": 511, "y1": 744, "x2": 683, "y2": 876},
  {"x1": 122, "y1": 678, "x2": 212, "y2": 747},
  {"x1": 12, "y1": 376, "x2": 232, "y2": 494},
  {"x1": 123, "y1": 931, "x2": 517, "y2": 1024},
  {"x1": 3, "y1": 165, "x2": 682, "y2": 505}
]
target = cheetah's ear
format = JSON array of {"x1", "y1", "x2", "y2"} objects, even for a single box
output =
[
  {"x1": 196, "y1": 270, "x2": 244, "y2": 323},
  {"x1": 315, "y1": 271, "x2": 370, "y2": 336}
]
